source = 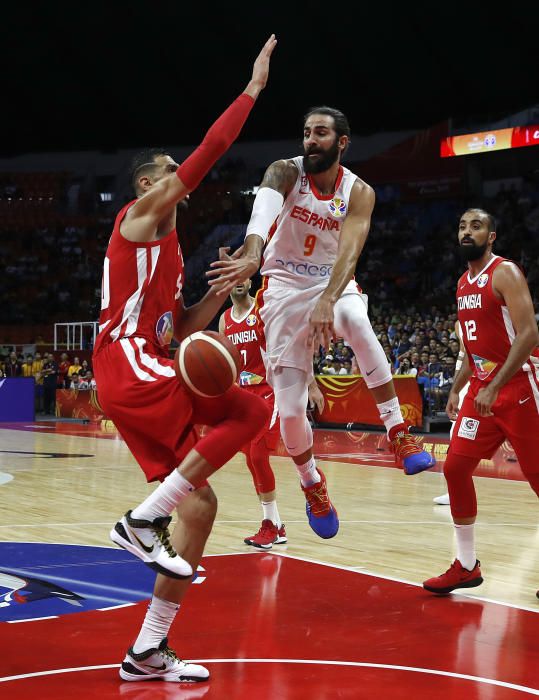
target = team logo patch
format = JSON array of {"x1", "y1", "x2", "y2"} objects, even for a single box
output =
[
  {"x1": 328, "y1": 197, "x2": 347, "y2": 218},
  {"x1": 156, "y1": 311, "x2": 174, "y2": 346},
  {"x1": 240, "y1": 371, "x2": 264, "y2": 386},
  {"x1": 477, "y1": 273, "x2": 489, "y2": 288},
  {"x1": 458, "y1": 417, "x2": 480, "y2": 440},
  {"x1": 472, "y1": 354, "x2": 497, "y2": 381},
  {"x1": 246, "y1": 314, "x2": 257, "y2": 327}
]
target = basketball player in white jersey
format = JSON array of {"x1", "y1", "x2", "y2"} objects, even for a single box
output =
[
  {"x1": 433, "y1": 320, "x2": 469, "y2": 505},
  {"x1": 219, "y1": 279, "x2": 325, "y2": 547},
  {"x1": 208, "y1": 106, "x2": 435, "y2": 540}
]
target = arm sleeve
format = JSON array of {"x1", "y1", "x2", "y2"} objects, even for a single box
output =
[
  {"x1": 245, "y1": 187, "x2": 284, "y2": 242},
  {"x1": 176, "y1": 93, "x2": 255, "y2": 191}
]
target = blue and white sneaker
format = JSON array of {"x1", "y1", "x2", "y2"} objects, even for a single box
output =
[{"x1": 301, "y1": 468, "x2": 339, "y2": 539}]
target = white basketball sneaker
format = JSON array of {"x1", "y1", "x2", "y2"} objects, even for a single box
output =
[
  {"x1": 120, "y1": 637, "x2": 209, "y2": 682},
  {"x1": 110, "y1": 510, "x2": 192, "y2": 579},
  {"x1": 433, "y1": 493, "x2": 450, "y2": 505}
]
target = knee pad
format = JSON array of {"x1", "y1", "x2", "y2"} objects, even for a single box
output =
[
  {"x1": 334, "y1": 296, "x2": 392, "y2": 388},
  {"x1": 273, "y1": 367, "x2": 312, "y2": 456}
]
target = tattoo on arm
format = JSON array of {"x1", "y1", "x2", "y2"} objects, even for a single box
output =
[{"x1": 260, "y1": 159, "x2": 297, "y2": 196}]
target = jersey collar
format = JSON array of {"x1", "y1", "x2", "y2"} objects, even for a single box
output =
[
  {"x1": 307, "y1": 166, "x2": 344, "y2": 201},
  {"x1": 466, "y1": 254, "x2": 499, "y2": 284}
]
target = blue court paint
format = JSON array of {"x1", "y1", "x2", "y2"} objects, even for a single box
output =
[{"x1": 0, "y1": 543, "x2": 157, "y2": 622}]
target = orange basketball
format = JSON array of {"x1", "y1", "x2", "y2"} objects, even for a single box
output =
[{"x1": 174, "y1": 330, "x2": 242, "y2": 397}]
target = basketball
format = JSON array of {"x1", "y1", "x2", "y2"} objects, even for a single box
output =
[{"x1": 174, "y1": 330, "x2": 242, "y2": 397}]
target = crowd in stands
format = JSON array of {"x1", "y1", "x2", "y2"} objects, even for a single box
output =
[
  {"x1": 1, "y1": 163, "x2": 538, "y2": 421},
  {"x1": 0, "y1": 351, "x2": 96, "y2": 415},
  {"x1": 314, "y1": 302, "x2": 461, "y2": 415}
]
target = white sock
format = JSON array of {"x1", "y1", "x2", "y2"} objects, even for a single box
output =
[
  {"x1": 377, "y1": 397, "x2": 404, "y2": 433},
  {"x1": 295, "y1": 456, "x2": 320, "y2": 487},
  {"x1": 261, "y1": 500, "x2": 281, "y2": 527},
  {"x1": 132, "y1": 596, "x2": 179, "y2": 654},
  {"x1": 132, "y1": 470, "x2": 195, "y2": 521},
  {"x1": 455, "y1": 524, "x2": 476, "y2": 570}
]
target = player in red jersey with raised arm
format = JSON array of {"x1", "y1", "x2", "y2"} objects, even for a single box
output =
[
  {"x1": 92, "y1": 35, "x2": 276, "y2": 685},
  {"x1": 423, "y1": 208, "x2": 539, "y2": 596},
  {"x1": 218, "y1": 279, "x2": 326, "y2": 549},
  {"x1": 207, "y1": 106, "x2": 435, "y2": 541}
]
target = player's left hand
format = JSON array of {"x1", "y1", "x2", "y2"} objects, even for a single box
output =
[
  {"x1": 308, "y1": 297, "x2": 335, "y2": 350},
  {"x1": 474, "y1": 385, "x2": 497, "y2": 417}
]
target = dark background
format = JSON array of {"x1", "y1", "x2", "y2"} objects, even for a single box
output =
[{"x1": 3, "y1": 2, "x2": 539, "y2": 156}]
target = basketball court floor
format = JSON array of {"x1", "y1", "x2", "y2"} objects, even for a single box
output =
[{"x1": 1, "y1": 420, "x2": 538, "y2": 698}]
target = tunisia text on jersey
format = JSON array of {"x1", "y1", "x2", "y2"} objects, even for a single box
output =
[
  {"x1": 260, "y1": 156, "x2": 357, "y2": 289},
  {"x1": 93, "y1": 200, "x2": 184, "y2": 358},
  {"x1": 456, "y1": 255, "x2": 536, "y2": 382},
  {"x1": 223, "y1": 303, "x2": 269, "y2": 391}
]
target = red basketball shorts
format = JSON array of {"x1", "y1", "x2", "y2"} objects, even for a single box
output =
[
  {"x1": 94, "y1": 337, "x2": 249, "y2": 483},
  {"x1": 450, "y1": 373, "x2": 539, "y2": 476}
]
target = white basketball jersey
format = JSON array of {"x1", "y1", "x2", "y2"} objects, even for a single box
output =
[{"x1": 260, "y1": 156, "x2": 357, "y2": 289}]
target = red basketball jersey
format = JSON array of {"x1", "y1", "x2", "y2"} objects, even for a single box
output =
[
  {"x1": 223, "y1": 302, "x2": 270, "y2": 394},
  {"x1": 93, "y1": 200, "x2": 184, "y2": 358},
  {"x1": 456, "y1": 255, "x2": 535, "y2": 383}
]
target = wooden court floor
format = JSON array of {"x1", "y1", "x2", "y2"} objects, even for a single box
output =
[{"x1": 0, "y1": 420, "x2": 538, "y2": 698}]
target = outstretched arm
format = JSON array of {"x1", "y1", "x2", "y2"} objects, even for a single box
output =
[
  {"x1": 206, "y1": 159, "x2": 297, "y2": 294},
  {"x1": 123, "y1": 34, "x2": 277, "y2": 242},
  {"x1": 308, "y1": 180, "x2": 375, "y2": 349}
]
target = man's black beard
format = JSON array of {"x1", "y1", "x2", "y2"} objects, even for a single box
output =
[
  {"x1": 459, "y1": 240, "x2": 488, "y2": 262},
  {"x1": 303, "y1": 139, "x2": 340, "y2": 174}
]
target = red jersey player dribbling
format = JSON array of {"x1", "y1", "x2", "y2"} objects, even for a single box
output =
[
  {"x1": 423, "y1": 208, "x2": 539, "y2": 596},
  {"x1": 219, "y1": 280, "x2": 286, "y2": 549}
]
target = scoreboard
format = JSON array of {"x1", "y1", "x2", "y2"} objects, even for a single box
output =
[{"x1": 441, "y1": 125, "x2": 539, "y2": 157}]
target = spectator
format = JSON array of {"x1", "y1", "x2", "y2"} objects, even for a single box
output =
[
  {"x1": 21, "y1": 354, "x2": 34, "y2": 377},
  {"x1": 320, "y1": 355, "x2": 337, "y2": 375},
  {"x1": 4, "y1": 352, "x2": 21, "y2": 377},
  {"x1": 339, "y1": 360, "x2": 352, "y2": 375},
  {"x1": 313, "y1": 350, "x2": 323, "y2": 374},
  {"x1": 41, "y1": 353, "x2": 59, "y2": 415},
  {"x1": 79, "y1": 370, "x2": 97, "y2": 390},
  {"x1": 80, "y1": 359, "x2": 91, "y2": 379},
  {"x1": 32, "y1": 352, "x2": 45, "y2": 413},
  {"x1": 68, "y1": 356, "x2": 82, "y2": 380},
  {"x1": 397, "y1": 356, "x2": 417, "y2": 377},
  {"x1": 58, "y1": 352, "x2": 71, "y2": 388},
  {"x1": 429, "y1": 356, "x2": 456, "y2": 410}
]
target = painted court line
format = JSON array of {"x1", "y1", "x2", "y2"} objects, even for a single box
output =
[
  {"x1": 271, "y1": 551, "x2": 539, "y2": 614},
  {"x1": 0, "y1": 659, "x2": 537, "y2": 695}
]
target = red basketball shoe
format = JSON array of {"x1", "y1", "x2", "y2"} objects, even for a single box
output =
[
  {"x1": 423, "y1": 559, "x2": 483, "y2": 595},
  {"x1": 389, "y1": 423, "x2": 436, "y2": 475},
  {"x1": 244, "y1": 520, "x2": 287, "y2": 549}
]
